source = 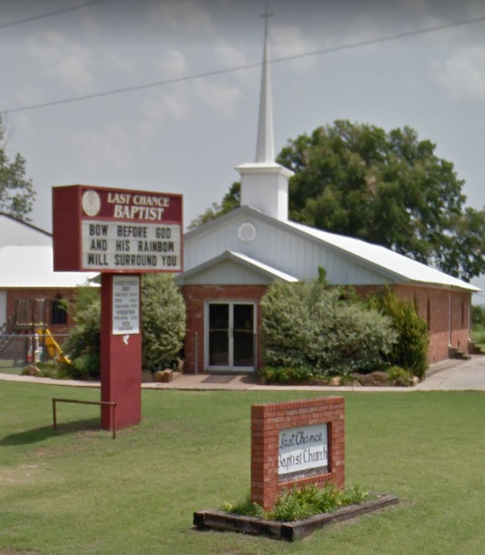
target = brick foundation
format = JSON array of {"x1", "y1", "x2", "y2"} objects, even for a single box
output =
[{"x1": 251, "y1": 397, "x2": 345, "y2": 511}]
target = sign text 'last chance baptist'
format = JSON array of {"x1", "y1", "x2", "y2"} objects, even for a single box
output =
[
  {"x1": 52, "y1": 185, "x2": 183, "y2": 274},
  {"x1": 278, "y1": 423, "x2": 328, "y2": 477}
]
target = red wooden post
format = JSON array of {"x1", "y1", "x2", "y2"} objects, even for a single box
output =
[{"x1": 100, "y1": 273, "x2": 142, "y2": 430}]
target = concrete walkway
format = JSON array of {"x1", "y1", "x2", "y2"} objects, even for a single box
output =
[{"x1": 1, "y1": 355, "x2": 485, "y2": 391}]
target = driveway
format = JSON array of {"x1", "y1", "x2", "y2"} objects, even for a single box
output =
[{"x1": 415, "y1": 355, "x2": 485, "y2": 391}]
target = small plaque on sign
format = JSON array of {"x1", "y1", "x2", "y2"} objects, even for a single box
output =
[
  {"x1": 279, "y1": 423, "x2": 328, "y2": 479},
  {"x1": 112, "y1": 276, "x2": 140, "y2": 335}
]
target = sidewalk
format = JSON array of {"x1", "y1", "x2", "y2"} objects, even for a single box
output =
[{"x1": 1, "y1": 355, "x2": 485, "y2": 391}]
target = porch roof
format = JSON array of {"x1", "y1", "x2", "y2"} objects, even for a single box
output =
[{"x1": 176, "y1": 250, "x2": 298, "y2": 285}]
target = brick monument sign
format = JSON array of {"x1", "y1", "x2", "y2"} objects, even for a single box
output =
[{"x1": 251, "y1": 397, "x2": 345, "y2": 510}]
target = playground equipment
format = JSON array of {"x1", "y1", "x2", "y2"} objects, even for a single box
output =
[
  {"x1": 36, "y1": 328, "x2": 71, "y2": 365},
  {"x1": 0, "y1": 299, "x2": 71, "y2": 365}
]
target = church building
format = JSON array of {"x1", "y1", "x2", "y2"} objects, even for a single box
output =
[{"x1": 176, "y1": 16, "x2": 479, "y2": 374}]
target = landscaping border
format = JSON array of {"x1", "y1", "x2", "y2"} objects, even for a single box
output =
[{"x1": 193, "y1": 493, "x2": 399, "y2": 541}]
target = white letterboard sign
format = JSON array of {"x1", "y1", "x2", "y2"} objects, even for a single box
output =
[
  {"x1": 278, "y1": 423, "x2": 328, "y2": 476},
  {"x1": 112, "y1": 276, "x2": 140, "y2": 335},
  {"x1": 82, "y1": 221, "x2": 181, "y2": 271}
]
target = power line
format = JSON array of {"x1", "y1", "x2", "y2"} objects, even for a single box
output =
[
  {"x1": 0, "y1": 0, "x2": 116, "y2": 31},
  {"x1": 3, "y1": 13, "x2": 485, "y2": 115}
]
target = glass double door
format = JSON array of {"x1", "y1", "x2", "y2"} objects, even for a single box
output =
[{"x1": 207, "y1": 302, "x2": 255, "y2": 371}]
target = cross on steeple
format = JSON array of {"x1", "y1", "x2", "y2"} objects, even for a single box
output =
[{"x1": 260, "y1": 4, "x2": 273, "y2": 25}]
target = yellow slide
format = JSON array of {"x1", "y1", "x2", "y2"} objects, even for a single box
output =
[{"x1": 36, "y1": 329, "x2": 71, "y2": 365}]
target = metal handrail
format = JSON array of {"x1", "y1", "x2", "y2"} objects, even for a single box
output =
[{"x1": 52, "y1": 398, "x2": 117, "y2": 439}]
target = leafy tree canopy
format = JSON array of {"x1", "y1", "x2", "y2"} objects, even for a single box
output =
[
  {"x1": 0, "y1": 116, "x2": 36, "y2": 221},
  {"x1": 192, "y1": 120, "x2": 485, "y2": 281},
  {"x1": 188, "y1": 181, "x2": 240, "y2": 229}
]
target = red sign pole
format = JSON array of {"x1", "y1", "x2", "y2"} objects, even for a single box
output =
[{"x1": 100, "y1": 273, "x2": 142, "y2": 430}]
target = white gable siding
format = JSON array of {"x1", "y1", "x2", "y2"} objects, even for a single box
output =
[
  {"x1": 182, "y1": 260, "x2": 270, "y2": 285},
  {"x1": 184, "y1": 215, "x2": 393, "y2": 286},
  {"x1": 0, "y1": 215, "x2": 51, "y2": 249}
]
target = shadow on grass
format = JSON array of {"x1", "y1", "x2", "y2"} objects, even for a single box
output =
[{"x1": 0, "y1": 418, "x2": 103, "y2": 446}]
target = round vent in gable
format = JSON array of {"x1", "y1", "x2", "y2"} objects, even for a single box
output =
[{"x1": 238, "y1": 222, "x2": 256, "y2": 242}]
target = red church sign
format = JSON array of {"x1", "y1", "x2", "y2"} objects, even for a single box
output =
[
  {"x1": 52, "y1": 184, "x2": 183, "y2": 431},
  {"x1": 52, "y1": 185, "x2": 183, "y2": 273}
]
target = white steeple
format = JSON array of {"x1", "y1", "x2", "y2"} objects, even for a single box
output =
[
  {"x1": 236, "y1": 7, "x2": 294, "y2": 221},
  {"x1": 255, "y1": 9, "x2": 275, "y2": 164}
]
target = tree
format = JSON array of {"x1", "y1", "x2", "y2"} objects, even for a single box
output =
[
  {"x1": 188, "y1": 181, "x2": 240, "y2": 229},
  {"x1": 192, "y1": 120, "x2": 485, "y2": 281},
  {"x1": 0, "y1": 116, "x2": 36, "y2": 221}
]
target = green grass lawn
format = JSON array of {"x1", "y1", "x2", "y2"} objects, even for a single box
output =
[
  {"x1": 1, "y1": 383, "x2": 485, "y2": 555},
  {"x1": 0, "y1": 359, "x2": 24, "y2": 375},
  {"x1": 472, "y1": 324, "x2": 485, "y2": 350}
]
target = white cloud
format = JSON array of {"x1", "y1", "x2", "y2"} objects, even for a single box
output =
[
  {"x1": 137, "y1": 88, "x2": 192, "y2": 138},
  {"x1": 464, "y1": 0, "x2": 485, "y2": 19},
  {"x1": 431, "y1": 47, "x2": 485, "y2": 101},
  {"x1": 28, "y1": 31, "x2": 94, "y2": 93},
  {"x1": 12, "y1": 114, "x2": 34, "y2": 135},
  {"x1": 214, "y1": 39, "x2": 248, "y2": 68},
  {"x1": 148, "y1": 0, "x2": 213, "y2": 32},
  {"x1": 194, "y1": 79, "x2": 242, "y2": 117},
  {"x1": 159, "y1": 50, "x2": 188, "y2": 79},
  {"x1": 342, "y1": 14, "x2": 381, "y2": 45},
  {"x1": 270, "y1": 24, "x2": 319, "y2": 72},
  {"x1": 105, "y1": 53, "x2": 135, "y2": 74},
  {"x1": 69, "y1": 125, "x2": 132, "y2": 171},
  {"x1": 394, "y1": 0, "x2": 429, "y2": 11}
]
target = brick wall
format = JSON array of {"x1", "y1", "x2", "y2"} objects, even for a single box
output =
[
  {"x1": 251, "y1": 397, "x2": 345, "y2": 510},
  {"x1": 182, "y1": 284, "x2": 268, "y2": 373},
  {"x1": 6, "y1": 288, "x2": 79, "y2": 337},
  {"x1": 354, "y1": 284, "x2": 471, "y2": 363},
  {"x1": 183, "y1": 282, "x2": 472, "y2": 373}
]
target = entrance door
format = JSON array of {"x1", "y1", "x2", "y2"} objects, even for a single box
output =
[
  {"x1": 207, "y1": 302, "x2": 255, "y2": 371},
  {"x1": 0, "y1": 291, "x2": 6, "y2": 330}
]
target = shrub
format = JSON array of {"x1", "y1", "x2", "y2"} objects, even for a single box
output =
[
  {"x1": 472, "y1": 305, "x2": 485, "y2": 326},
  {"x1": 260, "y1": 279, "x2": 397, "y2": 379},
  {"x1": 223, "y1": 484, "x2": 371, "y2": 522},
  {"x1": 260, "y1": 364, "x2": 313, "y2": 384},
  {"x1": 141, "y1": 274, "x2": 186, "y2": 371},
  {"x1": 61, "y1": 286, "x2": 101, "y2": 379},
  {"x1": 386, "y1": 365, "x2": 414, "y2": 386},
  {"x1": 61, "y1": 275, "x2": 186, "y2": 378},
  {"x1": 367, "y1": 290, "x2": 429, "y2": 379}
]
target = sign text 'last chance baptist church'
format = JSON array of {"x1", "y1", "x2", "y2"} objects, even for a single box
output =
[{"x1": 52, "y1": 185, "x2": 183, "y2": 273}]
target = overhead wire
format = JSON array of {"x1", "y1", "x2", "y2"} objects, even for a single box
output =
[
  {"x1": 2, "y1": 13, "x2": 485, "y2": 115},
  {"x1": 0, "y1": 0, "x2": 116, "y2": 31}
]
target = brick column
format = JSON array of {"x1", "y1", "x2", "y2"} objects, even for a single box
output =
[{"x1": 251, "y1": 397, "x2": 345, "y2": 511}]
